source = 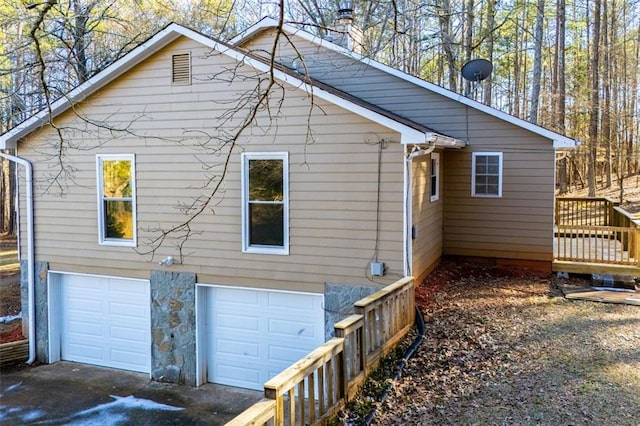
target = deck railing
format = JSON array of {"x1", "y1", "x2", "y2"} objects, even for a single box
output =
[
  {"x1": 555, "y1": 225, "x2": 639, "y2": 265},
  {"x1": 555, "y1": 197, "x2": 618, "y2": 226},
  {"x1": 226, "y1": 277, "x2": 415, "y2": 426},
  {"x1": 555, "y1": 198, "x2": 640, "y2": 268}
]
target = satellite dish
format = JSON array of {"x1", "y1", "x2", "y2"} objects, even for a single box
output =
[{"x1": 461, "y1": 59, "x2": 493, "y2": 82}]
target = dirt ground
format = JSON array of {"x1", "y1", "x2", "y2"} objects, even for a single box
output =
[
  {"x1": 562, "y1": 173, "x2": 640, "y2": 214},
  {"x1": 366, "y1": 259, "x2": 640, "y2": 425},
  {"x1": 0, "y1": 235, "x2": 22, "y2": 343}
]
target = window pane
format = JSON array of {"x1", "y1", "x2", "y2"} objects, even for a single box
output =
[
  {"x1": 487, "y1": 156, "x2": 500, "y2": 166},
  {"x1": 103, "y1": 160, "x2": 132, "y2": 197},
  {"x1": 249, "y1": 159, "x2": 283, "y2": 201},
  {"x1": 104, "y1": 200, "x2": 133, "y2": 239},
  {"x1": 249, "y1": 203, "x2": 284, "y2": 246},
  {"x1": 487, "y1": 175, "x2": 499, "y2": 186}
]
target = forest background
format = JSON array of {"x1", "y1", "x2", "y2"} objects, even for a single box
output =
[{"x1": 1, "y1": 0, "x2": 639, "y2": 234}]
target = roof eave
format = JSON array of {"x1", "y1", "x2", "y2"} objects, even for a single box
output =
[
  {"x1": 400, "y1": 132, "x2": 466, "y2": 148},
  {"x1": 553, "y1": 137, "x2": 579, "y2": 150},
  {"x1": 233, "y1": 19, "x2": 579, "y2": 150}
]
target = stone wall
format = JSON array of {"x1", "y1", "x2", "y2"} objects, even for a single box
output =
[
  {"x1": 324, "y1": 283, "x2": 380, "y2": 338},
  {"x1": 149, "y1": 270, "x2": 196, "y2": 385},
  {"x1": 20, "y1": 260, "x2": 49, "y2": 362}
]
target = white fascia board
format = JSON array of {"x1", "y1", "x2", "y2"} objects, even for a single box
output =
[
  {"x1": 425, "y1": 133, "x2": 467, "y2": 148},
  {"x1": 229, "y1": 17, "x2": 280, "y2": 45},
  {"x1": 232, "y1": 19, "x2": 577, "y2": 150},
  {"x1": 0, "y1": 23, "x2": 190, "y2": 149}
]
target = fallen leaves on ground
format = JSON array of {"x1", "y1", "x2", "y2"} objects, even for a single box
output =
[{"x1": 368, "y1": 259, "x2": 640, "y2": 426}]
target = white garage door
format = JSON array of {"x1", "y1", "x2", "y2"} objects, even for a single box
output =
[
  {"x1": 206, "y1": 287, "x2": 324, "y2": 390},
  {"x1": 60, "y1": 274, "x2": 151, "y2": 373}
]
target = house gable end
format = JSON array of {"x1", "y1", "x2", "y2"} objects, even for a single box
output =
[{"x1": 1, "y1": 23, "x2": 441, "y2": 150}]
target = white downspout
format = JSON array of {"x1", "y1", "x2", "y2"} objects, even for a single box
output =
[
  {"x1": 0, "y1": 152, "x2": 35, "y2": 364},
  {"x1": 403, "y1": 144, "x2": 436, "y2": 277}
]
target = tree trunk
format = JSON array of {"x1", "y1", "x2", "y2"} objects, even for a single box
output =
[
  {"x1": 587, "y1": 0, "x2": 601, "y2": 197},
  {"x1": 438, "y1": 0, "x2": 458, "y2": 91},
  {"x1": 529, "y1": 0, "x2": 545, "y2": 124},
  {"x1": 555, "y1": 0, "x2": 568, "y2": 193},
  {"x1": 463, "y1": 0, "x2": 474, "y2": 97},
  {"x1": 601, "y1": 0, "x2": 612, "y2": 188},
  {"x1": 482, "y1": 0, "x2": 497, "y2": 106}
]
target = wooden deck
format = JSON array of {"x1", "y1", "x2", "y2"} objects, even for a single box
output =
[{"x1": 554, "y1": 198, "x2": 640, "y2": 276}]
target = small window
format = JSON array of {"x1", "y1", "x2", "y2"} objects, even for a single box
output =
[
  {"x1": 241, "y1": 152, "x2": 289, "y2": 255},
  {"x1": 430, "y1": 152, "x2": 440, "y2": 202},
  {"x1": 172, "y1": 52, "x2": 191, "y2": 85},
  {"x1": 97, "y1": 154, "x2": 137, "y2": 246},
  {"x1": 472, "y1": 152, "x2": 503, "y2": 197}
]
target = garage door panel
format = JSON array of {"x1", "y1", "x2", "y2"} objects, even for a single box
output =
[
  {"x1": 216, "y1": 288, "x2": 260, "y2": 305},
  {"x1": 59, "y1": 274, "x2": 150, "y2": 374},
  {"x1": 109, "y1": 302, "x2": 147, "y2": 319},
  {"x1": 66, "y1": 298, "x2": 102, "y2": 313},
  {"x1": 216, "y1": 313, "x2": 260, "y2": 332},
  {"x1": 207, "y1": 287, "x2": 324, "y2": 390},
  {"x1": 267, "y1": 292, "x2": 317, "y2": 310},
  {"x1": 111, "y1": 348, "x2": 147, "y2": 365},
  {"x1": 215, "y1": 361, "x2": 261, "y2": 385},
  {"x1": 215, "y1": 338, "x2": 259, "y2": 357},
  {"x1": 66, "y1": 343, "x2": 102, "y2": 361},
  {"x1": 268, "y1": 344, "x2": 311, "y2": 363},
  {"x1": 109, "y1": 324, "x2": 147, "y2": 341},
  {"x1": 267, "y1": 318, "x2": 320, "y2": 338}
]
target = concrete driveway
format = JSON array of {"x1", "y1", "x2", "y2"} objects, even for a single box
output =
[{"x1": 0, "y1": 361, "x2": 262, "y2": 425}]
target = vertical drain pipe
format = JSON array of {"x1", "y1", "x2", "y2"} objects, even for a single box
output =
[{"x1": 0, "y1": 152, "x2": 35, "y2": 364}]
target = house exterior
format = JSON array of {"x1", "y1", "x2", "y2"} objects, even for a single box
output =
[{"x1": 0, "y1": 19, "x2": 574, "y2": 390}]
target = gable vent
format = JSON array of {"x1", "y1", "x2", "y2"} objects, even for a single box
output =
[{"x1": 172, "y1": 53, "x2": 191, "y2": 85}]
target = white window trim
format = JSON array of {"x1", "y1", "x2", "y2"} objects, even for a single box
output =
[
  {"x1": 96, "y1": 154, "x2": 137, "y2": 247},
  {"x1": 241, "y1": 152, "x2": 289, "y2": 255},
  {"x1": 471, "y1": 152, "x2": 503, "y2": 198},
  {"x1": 430, "y1": 152, "x2": 440, "y2": 202}
]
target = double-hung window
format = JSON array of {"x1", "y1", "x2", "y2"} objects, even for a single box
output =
[
  {"x1": 472, "y1": 152, "x2": 503, "y2": 197},
  {"x1": 430, "y1": 152, "x2": 440, "y2": 202},
  {"x1": 97, "y1": 154, "x2": 137, "y2": 246},
  {"x1": 241, "y1": 152, "x2": 289, "y2": 254}
]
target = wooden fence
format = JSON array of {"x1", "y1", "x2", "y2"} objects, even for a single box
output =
[
  {"x1": 0, "y1": 339, "x2": 28, "y2": 366},
  {"x1": 226, "y1": 277, "x2": 415, "y2": 426}
]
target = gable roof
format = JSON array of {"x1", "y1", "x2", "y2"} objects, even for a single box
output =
[
  {"x1": 231, "y1": 17, "x2": 577, "y2": 150},
  {"x1": 0, "y1": 23, "x2": 461, "y2": 150}
]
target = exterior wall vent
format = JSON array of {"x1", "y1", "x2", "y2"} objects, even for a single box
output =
[{"x1": 172, "y1": 52, "x2": 191, "y2": 85}]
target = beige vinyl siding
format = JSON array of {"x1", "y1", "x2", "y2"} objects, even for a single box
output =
[
  {"x1": 411, "y1": 153, "x2": 443, "y2": 283},
  {"x1": 443, "y1": 148, "x2": 554, "y2": 261},
  {"x1": 243, "y1": 30, "x2": 555, "y2": 264},
  {"x1": 17, "y1": 36, "x2": 406, "y2": 293}
]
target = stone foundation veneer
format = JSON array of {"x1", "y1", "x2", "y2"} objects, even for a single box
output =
[
  {"x1": 324, "y1": 283, "x2": 379, "y2": 338},
  {"x1": 150, "y1": 270, "x2": 196, "y2": 385},
  {"x1": 20, "y1": 260, "x2": 49, "y2": 363}
]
